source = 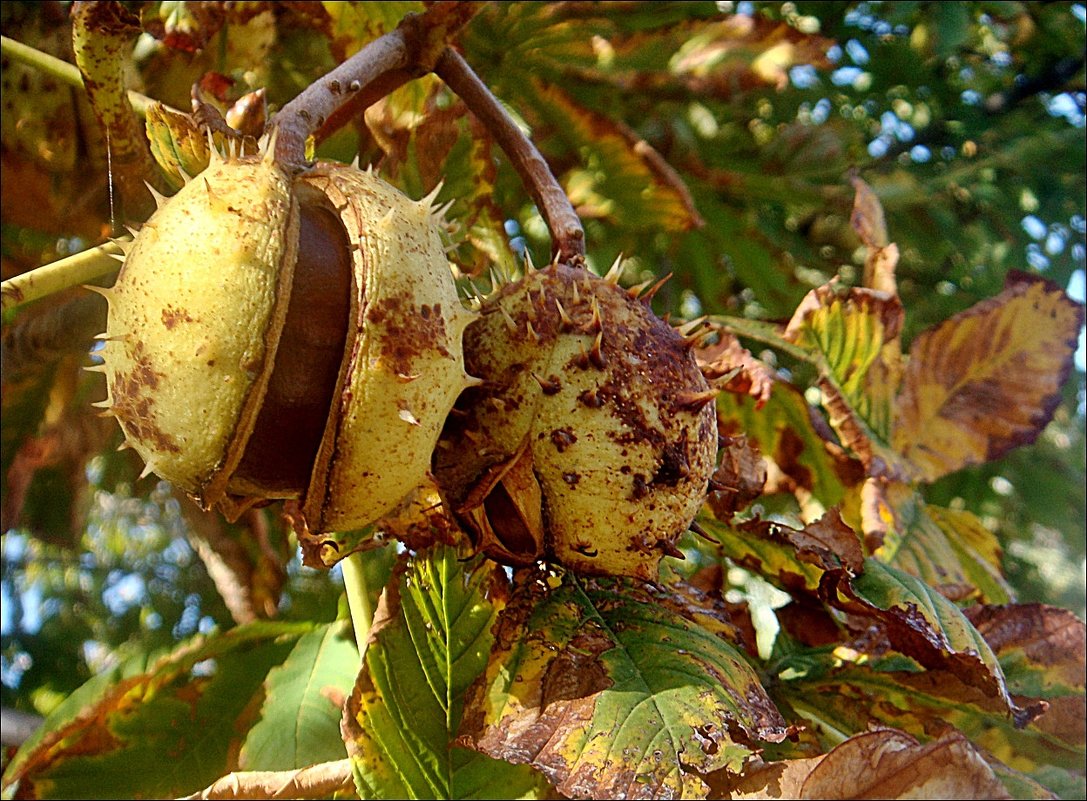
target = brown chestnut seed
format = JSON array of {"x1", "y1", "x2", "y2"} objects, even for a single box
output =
[
  {"x1": 232, "y1": 194, "x2": 352, "y2": 497},
  {"x1": 434, "y1": 261, "x2": 718, "y2": 580}
]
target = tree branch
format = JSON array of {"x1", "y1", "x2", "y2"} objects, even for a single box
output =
[
  {"x1": 434, "y1": 48, "x2": 586, "y2": 264},
  {"x1": 71, "y1": 2, "x2": 165, "y2": 220},
  {"x1": 1, "y1": 242, "x2": 124, "y2": 314},
  {"x1": 272, "y1": 2, "x2": 484, "y2": 168}
]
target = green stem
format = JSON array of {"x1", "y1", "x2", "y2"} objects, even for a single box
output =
[
  {"x1": 1, "y1": 35, "x2": 162, "y2": 118},
  {"x1": 1, "y1": 242, "x2": 125, "y2": 314},
  {"x1": 341, "y1": 551, "x2": 373, "y2": 660}
]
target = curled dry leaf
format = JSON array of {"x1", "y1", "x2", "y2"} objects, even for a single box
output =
[
  {"x1": 707, "y1": 434, "x2": 766, "y2": 521},
  {"x1": 965, "y1": 604, "x2": 1086, "y2": 747},
  {"x1": 800, "y1": 728, "x2": 1011, "y2": 800},
  {"x1": 830, "y1": 559, "x2": 1043, "y2": 728},
  {"x1": 849, "y1": 174, "x2": 899, "y2": 296},
  {"x1": 695, "y1": 328, "x2": 775, "y2": 408}
]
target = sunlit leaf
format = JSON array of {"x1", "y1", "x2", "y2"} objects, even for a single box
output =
[
  {"x1": 239, "y1": 620, "x2": 359, "y2": 771},
  {"x1": 342, "y1": 545, "x2": 548, "y2": 800},
  {"x1": 2, "y1": 622, "x2": 311, "y2": 800},
  {"x1": 894, "y1": 273, "x2": 1085, "y2": 482},
  {"x1": 458, "y1": 572, "x2": 790, "y2": 799},
  {"x1": 785, "y1": 283, "x2": 905, "y2": 477}
]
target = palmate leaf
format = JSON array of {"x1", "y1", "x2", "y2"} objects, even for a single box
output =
[
  {"x1": 458, "y1": 572, "x2": 791, "y2": 800},
  {"x1": 1, "y1": 622, "x2": 311, "y2": 800},
  {"x1": 342, "y1": 544, "x2": 548, "y2": 800},
  {"x1": 239, "y1": 620, "x2": 359, "y2": 770},
  {"x1": 894, "y1": 272, "x2": 1085, "y2": 483}
]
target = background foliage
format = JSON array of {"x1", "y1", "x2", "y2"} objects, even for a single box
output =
[{"x1": 1, "y1": 1, "x2": 1084, "y2": 799}]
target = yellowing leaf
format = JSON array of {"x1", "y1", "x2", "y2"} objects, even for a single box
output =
[
  {"x1": 894, "y1": 273, "x2": 1085, "y2": 482},
  {"x1": 785, "y1": 284, "x2": 905, "y2": 477},
  {"x1": 458, "y1": 572, "x2": 790, "y2": 799},
  {"x1": 860, "y1": 482, "x2": 1012, "y2": 604}
]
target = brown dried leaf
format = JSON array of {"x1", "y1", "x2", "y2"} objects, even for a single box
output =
[
  {"x1": 179, "y1": 759, "x2": 355, "y2": 800},
  {"x1": 894, "y1": 272, "x2": 1085, "y2": 482},
  {"x1": 799, "y1": 728, "x2": 1010, "y2": 799},
  {"x1": 850, "y1": 175, "x2": 898, "y2": 295},
  {"x1": 965, "y1": 604, "x2": 1086, "y2": 747},
  {"x1": 707, "y1": 435, "x2": 766, "y2": 521},
  {"x1": 695, "y1": 329, "x2": 775, "y2": 408}
]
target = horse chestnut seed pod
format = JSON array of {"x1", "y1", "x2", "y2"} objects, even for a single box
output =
[
  {"x1": 94, "y1": 145, "x2": 475, "y2": 545},
  {"x1": 433, "y1": 260, "x2": 718, "y2": 580}
]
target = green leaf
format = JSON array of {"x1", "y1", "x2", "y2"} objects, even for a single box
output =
[
  {"x1": 458, "y1": 572, "x2": 790, "y2": 799},
  {"x1": 2, "y1": 622, "x2": 311, "y2": 800},
  {"x1": 343, "y1": 544, "x2": 548, "y2": 800},
  {"x1": 833, "y1": 559, "x2": 1034, "y2": 726},
  {"x1": 239, "y1": 620, "x2": 359, "y2": 771}
]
